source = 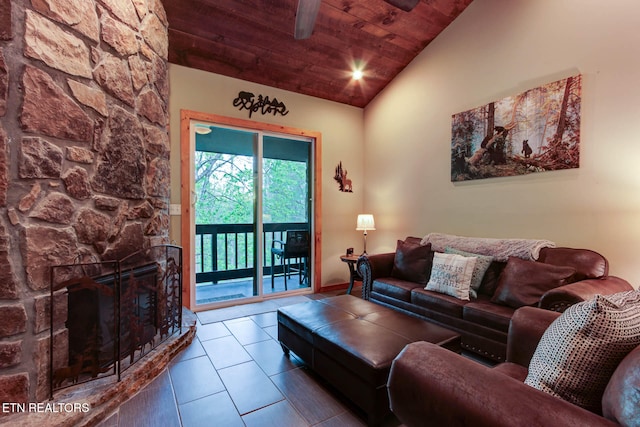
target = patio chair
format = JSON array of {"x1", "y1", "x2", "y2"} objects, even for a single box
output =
[{"x1": 271, "y1": 230, "x2": 309, "y2": 290}]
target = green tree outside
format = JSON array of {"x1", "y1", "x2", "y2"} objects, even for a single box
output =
[{"x1": 194, "y1": 151, "x2": 308, "y2": 273}]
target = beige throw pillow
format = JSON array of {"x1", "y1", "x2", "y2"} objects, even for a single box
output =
[
  {"x1": 425, "y1": 252, "x2": 477, "y2": 300},
  {"x1": 445, "y1": 247, "x2": 493, "y2": 299}
]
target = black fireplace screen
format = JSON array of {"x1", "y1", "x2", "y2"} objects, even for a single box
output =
[{"x1": 49, "y1": 245, "x2": 182, "y2": 397}]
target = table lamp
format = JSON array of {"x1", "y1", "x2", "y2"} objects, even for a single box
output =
[{"x1": 356, "y1": 214, "x2": 375, "y2": 255}]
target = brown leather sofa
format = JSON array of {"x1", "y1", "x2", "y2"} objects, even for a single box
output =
[
  {"x1": 358, "y1": 237, "x2": 632, "y2": 361},
  {"x1": 387, "y1": 306, "x2": 640, "y2": 427}
]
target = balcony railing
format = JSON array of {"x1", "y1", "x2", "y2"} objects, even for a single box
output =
[{"x1": 195, "y1": 222, "x2": 308, "y2": 284}]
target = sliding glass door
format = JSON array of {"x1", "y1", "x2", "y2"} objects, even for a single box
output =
[
  {"x1": 263, "y1": 135, "x2": 311, "y2": 295},
  {"x1": 192, "y1": 122, "x2": 312, "y2": 308}
]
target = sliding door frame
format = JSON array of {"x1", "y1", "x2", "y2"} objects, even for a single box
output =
[{"x1": 180, "y1": 109, "x2": 322, "y2": 310}]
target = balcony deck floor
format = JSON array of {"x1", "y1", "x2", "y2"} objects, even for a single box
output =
[{"x1": 196, "y1": 274, "x2": 310, "y2": 305}]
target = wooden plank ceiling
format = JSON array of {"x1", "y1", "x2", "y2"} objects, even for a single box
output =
[{"x1": 162, "y1": 0, "x2": 474, "y2": 108}]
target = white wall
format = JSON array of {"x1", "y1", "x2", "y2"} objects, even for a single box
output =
[
  {"x1": 364, "y1": 0, "x2": 640, "y2": 286},
  {"x1": 168, "y1": 64, "x2": 365, "y2": 288}
]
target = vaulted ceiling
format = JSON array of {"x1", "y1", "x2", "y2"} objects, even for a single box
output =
[{"x1": 162, "y1": 0, "x2": 474, "y2": 108}]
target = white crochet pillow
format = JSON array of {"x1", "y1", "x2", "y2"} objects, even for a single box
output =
[
  {"x1": 425, "y1": 252, "x2": 477, "y2": 300},
  {"x1": 525, "y1": 290, "x2": 640, "y2": 414}
]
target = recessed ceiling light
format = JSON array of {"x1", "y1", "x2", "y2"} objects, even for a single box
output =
[
  {"x1": 352, "y1": 69, "x2": 364, "y2": 80},
  {"x1": 195, "y1": 125, "x2": 212, "y2": 135}
]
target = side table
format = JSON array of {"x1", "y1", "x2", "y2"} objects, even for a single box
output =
[{"x1": 340, "y1": 255, "x2": 362, "y2": 295}]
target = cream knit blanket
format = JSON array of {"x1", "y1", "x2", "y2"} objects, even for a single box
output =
[{"x1": 420, "y1": 233, "x2": 556, "y2": 262}]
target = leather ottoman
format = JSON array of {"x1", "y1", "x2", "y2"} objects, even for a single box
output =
[{"x1": 277, "y1": 294, "x2": 460, "y2": 426}]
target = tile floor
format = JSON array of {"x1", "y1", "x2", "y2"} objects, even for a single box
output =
[{"x1": 96, "y1": 288, "x2": 396, "y2": 427}]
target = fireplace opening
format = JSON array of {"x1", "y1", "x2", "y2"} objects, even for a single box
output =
[{"x1": 49, "y1": 245, "x2": 183, "y2": 397}]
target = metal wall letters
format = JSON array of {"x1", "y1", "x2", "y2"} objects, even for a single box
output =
[{"x1": 233, "y1": 91, "x2": 289, "y2": 118}]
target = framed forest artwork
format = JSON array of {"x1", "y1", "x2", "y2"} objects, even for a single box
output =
[{"x1": 451, "y1": 75, "x2": 582, "y2": 181}]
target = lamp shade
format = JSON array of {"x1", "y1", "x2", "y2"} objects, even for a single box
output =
[{"x1": 356, "y1": 214, "x2": 375, "y2": 231}]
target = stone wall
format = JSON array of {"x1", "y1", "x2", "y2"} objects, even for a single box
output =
[{"x1": 0, "y1": 0, "x2": 170, "y2": 403}]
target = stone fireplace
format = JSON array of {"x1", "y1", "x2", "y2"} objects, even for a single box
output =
[
  {"x1": 50, "y1": 244, "x2": 183, "y2": 396},
  {"x1": 0, "y1": 0, "x2": 172, "y2": 407}
]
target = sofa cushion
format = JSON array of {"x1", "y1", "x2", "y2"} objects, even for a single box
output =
[
  {"x1": 537, "y1": 247, "x2": 608, "y2": 280},
  {"x1": 463, "y1": 296, "x2": 514, "y2": 333},
  {"x1": 445, "y1": 247, "x2": 493, "y2": 299},
  {"x1": 425, "y1": 252, "x2": 477, "y2": 300},
  {"x1": 602, "y1": 345, "x2": 640, "y2": 425},
  {"x1": 525, "y1": 290, "x2": 640, "y2": 414},
  {"x1": 491, "y1": 257, "x2": 576, "y2": 308},
  {"x1": 411, "y1": 288, "x2": 467, "y2": 319},
  {"x1": 372, "y1": 278, "x2": 422, "y2": 302},
  {"x1": 391, "y1": 240, "x2": 432, "y2": 284}
]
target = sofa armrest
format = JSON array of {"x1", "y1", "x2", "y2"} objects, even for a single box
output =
[
  {"x1": 506, "y1": 307, "x2": 560, "y2": 367},
  {"x1": 388, "y1": 342, "x2": 617, "y2": 427},
  {"x1": 357, "y1": 253, "x2": 395, "y2": 300},
  {"x1": 539, "y1": 276, "x2": 633, "y2": 312}
]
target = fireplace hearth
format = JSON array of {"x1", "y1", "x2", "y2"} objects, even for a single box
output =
[{"x1": 49, "y1": 245, "x2": 183, "y2": 397}]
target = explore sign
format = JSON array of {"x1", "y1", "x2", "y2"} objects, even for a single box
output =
[{"x1": 233, "y1": 91, "x2": 289, "y2": 118}]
